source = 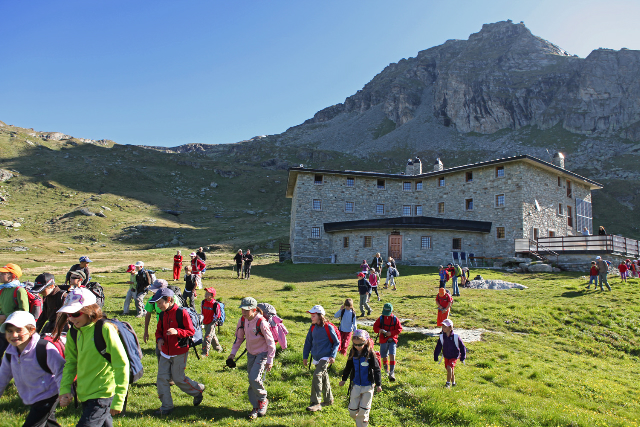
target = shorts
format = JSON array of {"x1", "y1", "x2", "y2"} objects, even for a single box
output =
[
  {"x1": 379, "y1": 341, "x2": 397, "y2": 358},
  {"x1": 444, "y1": 357, "x2": 457, "y2": 368}
]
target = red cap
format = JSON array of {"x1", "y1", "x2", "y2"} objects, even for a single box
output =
[
  {"x1": 357, "y1": 272, "x2": 365, "y2": 278},
  {"x1": 204, "y1": 287, "x2": 216, "y2": 296},
  {"x1": 126, "y1": 264, "x2": 135, "y2": 273}
]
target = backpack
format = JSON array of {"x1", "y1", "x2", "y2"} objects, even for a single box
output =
[
  {"x1": 85, "y1": 282, "x2": 105, "y2": 308},
  {"x1": 239, "y1": 315, "x2": 265, "y2": 337},
  {"x1": 213, "y1": 301, "x2": 226, "y2": 327},
  {"x1": 160, "y1": 306, "x2": 203, "y2": 359},
  {"x1": 391, "y1": 267, "x2": 399, "y2": 277},
  {"x1": 454, "y1": 265, "x2": 463, "y2": 277},
  {"x1": 310, "y1": 322, "x2": 340, "y2": 345},
  {"x1": 338, "y1": 309, "x2": 355, "y2": 330},
  {"x1": 438, "y1": 333, "x2": 461, "y2": 359},
  {"x1": 5, "y1": 335, "x2": 65, "y2": 372},
  {"x1": 20, "y1": 287, "x2": 43, "y2": 320},
  {"x1": 167, "y1": 285, "x2": 185, "y2": 307}
]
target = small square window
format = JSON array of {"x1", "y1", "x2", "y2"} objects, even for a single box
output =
[
  {"x1": 403, "y1": 182, "x2": 411, "y2": 191},
  {"x1": 437, "y1": 202, "x2": 445, "y2": 214},
  {"x1": 314, "y1": 174, "x2": 323, "y2": 185},
  {"x1": 376, "y1": 204, "x2": 384, "y2": 215},
  {"x1": 549, "y1": 230, "x2": 556, "y2": 237},
  {"x1": 495, "y1": 194, "x2": 505, "y2": 207},
  {"x1": 496, "y1": 166, "x2": 505, "y2": 178},
  {"x1": 415, "y1": 205, "x2": 422, "y2": 216},
  {"x1": 496, "y1": 227, "x2": 505, "y2": 239},
  {"x1": 438, "y1": 177, "x2": 445, "y2": 187},
  {"x1": 466, "y1": 172, "x2": 473, "y2": 182},
  {"x1": 421, "y1": 236, "x2": 431, "y2": 249},
  {"x1": 345, "y1": 201, "x2": 354, "y2": 213},
  {"x1": 558, "y1": 203, "x2": 563, "y2": 215},
  {"x1": 364, "y1": 236, "x2": 373, "y2": 248},
  {"x1": 453, "y1": 238, "x2": 462, "y2": 250},
  {"x1": 416, "y1": 181, "x2": 423, "y2": 190},
  {"x1": 311, "y1": 227, "x2": 320, "y2": 239},
  {"x1": 346, "y1": 177, "x2": 354, "y2": 187},
  {"x1": 402, "y1": 205, "x2": 411, "y2": 216},
  {"x1": 343, "y1": 237, "x2": 349, "y2": 248},
  {"x1": 312, "y1": 199, "x2": 322, "y2": 210},
  {"x1": 377, "y1": 179, "x2": 385, "y2": 189},
  {"x1": 465, "y1": 198, "x2": 473, "y2": 210}
]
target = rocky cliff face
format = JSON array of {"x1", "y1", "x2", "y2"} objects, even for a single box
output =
[{"x1": 302, "y1": 20, "x2": 640, "y2": 141}]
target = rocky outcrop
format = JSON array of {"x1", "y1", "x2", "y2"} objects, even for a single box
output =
[{"x1": 0, "y1": 169, "x2": 14, "y2": 182}]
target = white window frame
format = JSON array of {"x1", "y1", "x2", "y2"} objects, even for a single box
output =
[
  {"x1": 312, "y1": 199, "x2": 322, "y2": 211},
  {"x1": 345, "y1": 201, "x2": 354, "y2": 213},
  {"x1": 495, "y1": 194, "x2": 505, "y2": 208},
  {"x1": 311, "y1": 227, "x2": 320, "y2": 239}
]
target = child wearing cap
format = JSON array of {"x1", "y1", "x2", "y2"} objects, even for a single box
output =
[
  {"x1": 0, "y1": 311, "x2": 65, "y2": 427},
  {"x1": 338, "y1": 329, "x2": 382, "y2": 427},
  {"x1": 65, "y1": 257, "x2": 91, "y2": 287},
  {"x1": 201, "y1": 287, "x2": 223, "y2": 355},
  {"x1": 334, "y1": 298, "x2": 357, "y2": 356},
  {"x1": 32, "y1": 273, "x2": 66, "y2": 335},
  {"x1": 55, "y1": 288, "x2": 130, "y2": 426},
  {"x1": 303, "y1": 305, "x2": 339, "y2": 412},
  {"x1": 434, "y1": 318, "x2": 466, "y2": 388},
  {"x1": 143, "y1": 280, "x2": 182, "y2": 360},
  {"x1": 0, "y1": 263, "x2": 29, "y2": 360},
  {"x1": 436, "y1": 286, "x2": 453, "y2": 326},
  {"x1": 373, "y1": 303, "x2": 403, "y2": 381},
  {"x1": 152, "y1": 288, "x2": 205, "y2": 416},
  {"x1": 123, "y1": 264, "x2": 136, "y2": 315},
  {"x1": 357, "y1": 273, "x2": 372, "y2": 317},
  {"x1": 227, "y1": 297, "x2": 276, "y2": 419}
]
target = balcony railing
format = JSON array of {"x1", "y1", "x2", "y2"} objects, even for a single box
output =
[{"x1": 515, "y1": 235, "x2": 640, "y2": 257}]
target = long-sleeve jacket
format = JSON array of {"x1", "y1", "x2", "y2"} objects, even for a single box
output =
[
  {"x1": 436, "y1": 292, "x2": 453, "y2": 310},
  {"x1": 357, "y1": 278, "x2": 371, "y2": 295},
  {"x1": 60, "y1": 322, "x2": 130, "y2": 411},
  {"x1": 196, "y1": 250, "x2": 206, "y2": 261},
  {"x1": 36, "y1": 286, "x2": 66, "y2": 334},
  {"x1": 201, "y1": 299, "x2": 221, "y2": 325},
  {"x1": 373, "y1": 314, "x2": 403, "y2": 344},
  {"x1": 230, "y1": 314, "x2": 277, "y2": 364},
  {"x1": 303, "y1": 322, "x2": 339, "y2": 360},
  {"x1": 191, "y1": 257, "x2": 206, "y2": 274},
  {"x1": 243, "y1": 253, "x2": 254, "y2": 265},
  {"x1": 596, "y1": 259, "x2": 609, "y2": 273},
  {"x1": 0, "y1": 333, "x2": 65, "y2": 405},
  {"x1": 341, "y1": 350, "x2": 382, "y2": 387},
  {"x1": 156, "y1": 303, "x2": 194, "y2": 356},
  {"x1": 173, "y1": 255, "x2": 183, "y2": 266},
  {"x1": 234, "y1": 253, "x2": 243, "y2": 264},
  {"x1": 434, "y1": 332, "x2": 467, "y2": 362},
  {"x1": 0, "y1": 281, "x2": 29, "y2": 317},
  {"x1": 371, "y1": 257, "x2": 383, "y2": 269},
  {"x1": 184, "y1": 274, "x2": 197, "y2": 293},
  {"x1": 65, "y1": 264, "x2": 90, "y2": 286}
]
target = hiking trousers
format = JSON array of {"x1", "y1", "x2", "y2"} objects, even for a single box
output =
[
  {"x1": 157, "y1": 353, "x2": 204, "y2": 411},
  {"x1": 348, "y1": 384, "x2": 374, "y2": 427},
  {"x1": 338, "y1": 331, "x2": 352, "y2": 356},
  {"x1": 599, "y1": 272, "x2": 611, "y2": 291},
  {"x1": 243, "y1": 263, "x2": 252, "y2": 279},
  {"x1": 134, "y1": 291, "x2": 146, "y2": 317},
  {"x1": 247, "y1": 351, "x2": 268, "y2": 409},
  {"x1": 123, "y1": 289, "x2": 135, "y2": 314},
  {"x1": 236, "y1": 263, "x2": 243, "y2": 278},
  {"x1": 203, "y1": 322, "x2": 222, "y2": 355},
  {"x1": 310, "y1": 359, "x2": 333, "y2": 405},
  {"x1": 23, "y1": 394, "x2": 60, "y2": 427},
  {"x1": 359, "y1": 294, "x2": 371, "y2": 315},
  {"x1": 77, "y1": 397, "x2": 113, "y2": 427},
  {"x1": 182, "y1": 290, "x2": 195, "y2": 309}
]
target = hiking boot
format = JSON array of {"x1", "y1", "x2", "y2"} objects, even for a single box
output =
[
  {"x1": 257, "y1": 399, "x2": 268, "y2": 417},
  {"x1": 193, "y1": 386, "x2": 205, "y2": 406},
  {"x1": 445, "y1": 382, "x2": 451, "y2": 388},
  {"x1": 154, "y1": 408, "x2": 174, "y2": 416},
  {"x1": 306, "y1": 403, "x2": 323, "y2": 412},
  {"x1": 361, "y1": 312, "x2": 365, "y2": 317},
  {"x1": 389, "y1": 373, "x2": 396, "y2": 382},
  {"x1": 248, "y1": 408, "x2": 259, "y2": 420},
  {"x1": 367, "y1": 310, "x2": 371, "y2": 316},
  {"x1": 321, "y1": 399, "x2": 334, "y2": 407},
  {"x1": 452, "y1": 382, "x2": 457, "y2": 387}
]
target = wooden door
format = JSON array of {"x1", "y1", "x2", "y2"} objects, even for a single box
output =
[{"x1": 388, "y1": 235, "x2": 402, "y2": 261}]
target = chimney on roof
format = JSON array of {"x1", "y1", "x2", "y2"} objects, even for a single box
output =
[
  {"x1": 405, "y1": 158, "x2": 414, "y2": 176},
  {"x1": 434, "y1": 158, "x2": 443, "y2": 172},
  {"x1": 552, "y1": 152, "x2": 565, "y2": 169},
  {"x1": 413, "y1": 157, "x2": 422, "y2": 174}
]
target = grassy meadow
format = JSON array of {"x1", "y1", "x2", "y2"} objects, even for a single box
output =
[{"x1": 1, "y1": 253, "x2": 639, "y2": 426}]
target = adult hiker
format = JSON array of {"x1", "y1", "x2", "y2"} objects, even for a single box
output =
[
  {"x1": 190, "y1": 252, "x2": 205, "y2": 289},
  {"x1": 65, "y1": 256, "x2": 91, "y2": 287},
  {"x1": 173, "y1": 250, "x2": 183, "y2": 281},
  {"x1": 0, "y1": 263, "x2": 29, "y2": 360},
  {"x1": 196, "y1": 247, "x2": 207, "y2": 275},
  {"x1": 595, "y1": 256, "x2": 612, "y2": 291},
  {"x1": 234, "y1": 249, "x2": 244, "y2": 279},
  {"x1": 371, "y1": 253, "x2": 383, "y2": 277},
  {"x1": 243, "y1": 250, "x2": 254, "y2": 280}
]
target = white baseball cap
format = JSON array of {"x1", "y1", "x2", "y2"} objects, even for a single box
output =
[
  {"x1": 307, "y1": 305, "x2": 325, "y2": 315},
  {"x1": 135, "y1": 261, "x2": 144, "y2": 267},
  {"x1": 595, "y1": 256, "x2": 601, "y2": 260},
  {"x1": 442, "y1": 318, "x2": 453, "y2": 327},
  {"x1": 57, "y1": 288, "x2": 97, "y2": 314},
  {"x1": 0, "y1": 311, "x2": 36, "y2": 333}
]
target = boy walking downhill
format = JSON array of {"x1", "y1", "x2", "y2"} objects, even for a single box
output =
[
  {"x1": 201, "y1": 287, "x2": 223, "y2": 355},
  {"x1": 587, "y1": 261, "x2": 598, "y2": 289},
  {"x1": 303, "y1": 305, "x2": 339, "y2": 412},
  {"x1": 0, "y1": 263, "x2": 29, "y2": 360},
  {"x1": 373, "y1": 303, "x2": 403, "y2": 381},
  {"x1": 357, "y1": 273, "x2": 372, "y2": 317},
  {"x1": 334, "y1": 298, "x2": 357, "y2": 356},
  {"x1": 32, "y1": 273, "x2": 67, "y2": 335},
  {"x1": 0, "y1": 311, "x2": 65, "y2": 427},
  {"x1": 152, "y1": 288, "x2": 205, "y2": 415},
  {"x1": 338, "y1": 329, "x2": 382, "y2": 427},
  {"x1": 434, "y1": 318, "x2": 466, "y2": 388},
  {"x1": 436, "y1": 286, "x2": 453, "y2": 326}
]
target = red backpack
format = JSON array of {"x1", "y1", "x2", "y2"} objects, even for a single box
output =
[
  {"x1": 310, "y1": 322, "x2": 341, "y2": 345},
  {"x1": 1, "y1": 287, "x2": 42, "y2": 320}
]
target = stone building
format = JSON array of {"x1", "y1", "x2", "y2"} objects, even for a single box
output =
[{"x1": 285, "y1": 154, "x2": 602, "y2": 265}]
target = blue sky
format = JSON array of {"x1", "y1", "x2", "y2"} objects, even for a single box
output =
[{"x1": 1, "y1": 0, "x2": 639, "y2": 147}]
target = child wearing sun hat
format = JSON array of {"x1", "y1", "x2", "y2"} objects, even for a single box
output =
[{"x1": 434, "y1": 318, "x2": 466, "y2": 388}]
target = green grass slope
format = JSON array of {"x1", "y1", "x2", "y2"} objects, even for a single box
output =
[{"x1": 1, "y1": 254, "x2": 639, "y2": 426}]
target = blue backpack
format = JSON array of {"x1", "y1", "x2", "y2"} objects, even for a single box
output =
[
  {"x1": 213, "y1": 301, "x2": 226, "y2": 327},
  {"x1": 161, "y1": 306, "x2": 204, "y2": 359}
]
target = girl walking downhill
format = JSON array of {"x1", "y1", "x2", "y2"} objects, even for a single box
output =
[
  {"x1": 56, "y1": 288, "x2": 130, "y2": 426},
  {"x1": 338, "y1": 330, "x2": 382, "y2": 427},
  {"x1": 228, "y1": 297, "x2": 276, "y2": 419},
  {"x1": 434, "y1": 318, "x2": 467, "y2": 388},
  {"x1": 303, "y1": 305, "x2": 339, "y2": 412},
  {"x1": 334, "y1": 298, "x2": 357, "y2": 356},
  {"x1": 368, "y1": 269, "x2": 381, "y2": 301}
]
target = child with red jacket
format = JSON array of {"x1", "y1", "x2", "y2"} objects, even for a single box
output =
[
  {"x1": 587, "y1": 261, "x2": 598, "y2": 289},
  {"x1": 436, "y1": 286, "x2": 453, "y2": 326},
  {"x1": 201, "y1": 287, "x2": 223, "y2": 355},
  {"x1": 618, "y1": 261, "x2": 628, "y2": 283},
  {"x1": 153, "y1": 288, "x2": 205, "y2": 416},
  {"x1": 173, "y1": 251, "x2": 183, "y2": 281},
  {"x1": 373, "y1": 303, "x2": 403, "y2": 382}
]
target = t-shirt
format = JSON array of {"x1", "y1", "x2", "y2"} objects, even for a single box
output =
[
  {"x1": 436, "y1": 292, "x2": 453, "y2": 309},
  {"x1": 145, "y1": 295, "x2": 181, "y2": 320},
  {"x1": 129, "y1": 273, "x2": 137, "y2": 291},
  {"x1": 590, "y1": 266, "x2": 599, "y2": 276}
]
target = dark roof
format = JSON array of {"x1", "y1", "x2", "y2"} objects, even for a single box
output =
[
  {"x1": 286, "y1": 154, "x2": 602, "y2": 197},
  {"x1": 323, "y1": 216, "x2": 493, "y2": 233}
]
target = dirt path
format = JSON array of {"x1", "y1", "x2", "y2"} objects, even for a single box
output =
[{"x1": 357, "y1": 319, "x2": 492, "y2": 342}]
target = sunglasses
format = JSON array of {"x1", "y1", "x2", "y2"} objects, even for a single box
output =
[
  {"x1": 353, "y1": 343, "x2": 366, "y2": 347},
  {"x1": 68, "y1": 312, "x2": 83, "y2": 318}
]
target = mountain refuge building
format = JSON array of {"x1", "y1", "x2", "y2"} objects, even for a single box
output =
[{"x1": 285, "y1": 154, "x2": 602, "y2": 265}]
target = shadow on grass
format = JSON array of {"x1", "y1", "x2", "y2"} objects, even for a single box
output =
[
  {"x1": 137, "y1": 405, "x2": 248, "y2": 420},
  {"x1": 560, "y1": 290, "x2": 589, "y2": 298},
  {"x1": 281, "y1": 314, "x2": 311, "y2": 324}
]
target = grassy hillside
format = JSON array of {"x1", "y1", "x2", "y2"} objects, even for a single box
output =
[{"x1": 1, "y1": 254, "x2": 639, "y2": 426}]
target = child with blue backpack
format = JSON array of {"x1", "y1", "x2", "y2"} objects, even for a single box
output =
[
  {"x1": 201, "y1": 287, "x2": 223, "y2": 355},
  {"x1": 434, "y1": 318, "x2": 466, "y2": 388},
  {"x1": 0, "y1": 311, "x2": 65, "y2": 427}
]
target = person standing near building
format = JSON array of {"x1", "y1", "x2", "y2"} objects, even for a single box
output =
[
  {"x1": 371, "y1": 253, "x2": 383, "y2": 277},
  {"x1": 596, "y1": 256, "x2": 612, "y2": 291},
  {"x1": 173, "y1": 251, "x2": 183, "y2": 281},
  {"x1": 598, "y1": 226, "x2": 607, "y2": 236},
  {"x1": 234, "y1": 250, "x2": 244, "y2": 279},
  {"x1": 243, "y1": 250, "x2": 254, "y2": 280},
  {"x1": 65, "y1": 256, "x2": 91, "y2": 287}
]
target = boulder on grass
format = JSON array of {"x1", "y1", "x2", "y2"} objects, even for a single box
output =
[{"x1": 527, "y1": 263, "x2": 553, "y2": 273}]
